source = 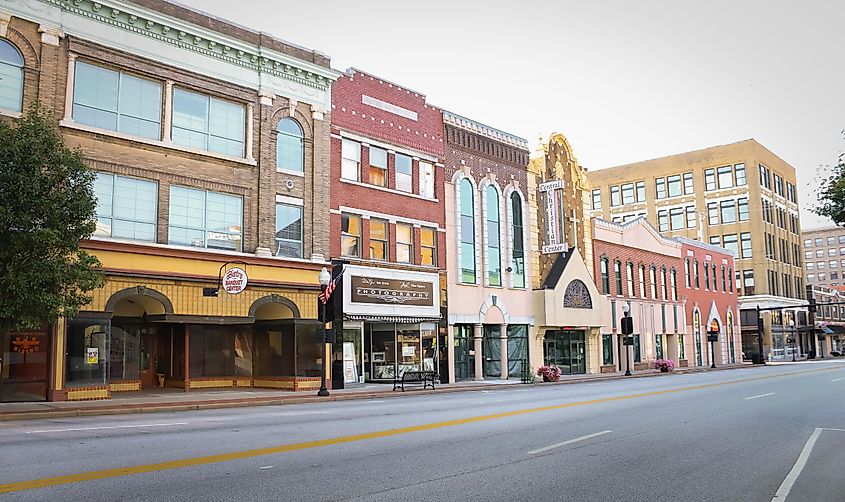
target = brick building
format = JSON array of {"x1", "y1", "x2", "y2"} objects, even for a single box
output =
[
  {"x1": 802, "y1": 227, "x2": 845, "y2": 291},
  {"x1": 327, "y1": 69, "x2": 445, "y2": 386},
  {"x1": 0, "y1": 0, "x2": 339, "y2": 402},
  {"x1": 443, "y1": 111, "x2": 532, "y2": 382}
]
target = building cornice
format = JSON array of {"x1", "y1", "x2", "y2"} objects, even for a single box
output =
[{"x1": 443, "y1": 111, "x2": 529, "y2": 150}]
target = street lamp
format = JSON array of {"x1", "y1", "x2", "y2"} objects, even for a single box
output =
[
  {"x1": 317, "y1": 267, "x2": 331, "y2": 397},
  {"x1": 787, "y1": 319, "x2": 796, "y2": 362},
  {"x1": 707, "y1": 320, "x2": 718, "y2": 369},
  {"x1": 621, "y1": 302, "x2": 633, "y2": 376}
]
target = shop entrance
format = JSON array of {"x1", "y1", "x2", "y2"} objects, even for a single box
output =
[
  {"x1": 365, "y1": 322, "x2": 438, "y2": 382},
  {"x1": 1, "y1": 329, "x2": 50, "y2": 402},
  {"x1": 543, "y1": 330, "x2": 586, "y2": 375}
]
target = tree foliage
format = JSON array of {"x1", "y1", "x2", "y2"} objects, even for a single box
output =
[
  {"x1": 0, "y1": 105, "x2": 104, "y2": 333},
  {"x1": 815, "y1": 139, "x2": 845, "y2": 226}
]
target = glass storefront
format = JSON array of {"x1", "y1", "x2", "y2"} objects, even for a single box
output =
[
  {"x1": 1, "y1": 330, "x2": 50, "y2": 402},
  {"x1": 507, "y1": 325, "x2": 528, "y2": 379},
  {"x1": 453, "y1": 324, "x2": 472, "y2": 381},
  {"x1": 482, "y1": 325, "x2": 501, "y2": 378},
  {"x1": 543, "y1": 330, "x2": 587, "y2": 375},
  {"x1": 364, "y1": 322, "x2": 439, "y2": 382}
]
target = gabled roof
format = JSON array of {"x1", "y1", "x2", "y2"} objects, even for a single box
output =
[{"x1": 541, "y1": 248, "x2": 575, "y2": 290}]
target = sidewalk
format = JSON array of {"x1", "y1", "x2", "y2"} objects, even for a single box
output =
[{"x1": 0, "y1": 363, "x2": 754, "y2": 421}]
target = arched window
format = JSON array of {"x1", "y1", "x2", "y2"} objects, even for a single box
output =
[
  {"x1": 639, "y1": 265, "x2": 646, "y2": 298},
  {"x1": 727, "y1": 310, "x2": 736, "y2": 363},
  {"x1": 459, "y1": 179, "x2": 476, "y2": 283},
  {"x1": 670, "y1": 269, "x2": 678, "y2": 301},
  {"x1": 661, "y1": 266, "x2": 668, "y2": 300},
  {"x1": 510, "y1": 192, "x2": 525, "y2": 288},
  {"x1": 649, "y1": 266, "x2": 657, "y2": 299},
  {"x1": 0, "y1": 39, "x2": 24, "y2": 112},
  {"x1": 485, "y1": 185, "x2": 501, "y2": 286},
  {"x1": 600, "y1": 257, "x2": 610, "y2": 294},
  {"x1": 684, "y1": 258, "x2": 691, "y2": 288},
  {"x1": 627, "y1": 262, "x2": 635, "y2": 296},
  {"x1": 276, "y1": 117, "x2": 304, "y2": 173},
  {"x1": 614, "y1": 260, "x2": 623, "y2": 295}
]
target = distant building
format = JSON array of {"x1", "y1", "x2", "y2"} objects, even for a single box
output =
[
  {"x1": 802, "y1": 227, "x2": 845, "y2": 291},
  {"x1": 807, "y1": 285, "x2": 845, "y2": 357}
]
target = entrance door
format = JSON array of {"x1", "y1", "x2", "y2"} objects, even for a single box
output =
[
  {"x1": 140, "y1": 332, "x2": 159, "y2": 389},
  {"x1": 570, "y1": 336, "x2": 586, "y2": 374},
  {"x1": 543, "y1": 330, "x2": 587, "y2": 375},
  {"x1": 1, "y1": 330, "x2": 49, "y2": 402}
]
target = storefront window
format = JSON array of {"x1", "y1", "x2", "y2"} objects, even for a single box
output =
[
  {"x1": 397, "y1": 324, "x2": 421, "y2": 376},
  {"x1": 602, "y1": 334, "x2": 613, "y2": 365},
  {"x1": 253, "y1": 324, "x2": 296, "y2": 377},
  {"x1": 66, "y1": 319, "x2": 110, "y2": 387},
  {"x1": 369, "y1": 323, "x2": 396, "y2": 380},
  {"x1": 483, "y1": 325, "x2": 501, "y2": 377},
  {"x1": 188, "y1": 326, "x2": 252, "y2": 377},
  {"x1": 507, "y1": 325, "x2": 528, "y2": 377},
  {"x1": 453, "y1": 324, "x2": 472, "y2": 381},
  {"x1": 294, "y1": 323, "x2": 322, "y2": 378},
  {"x1": 108, "y1": 324, "x2": 140, "y2": 381}
]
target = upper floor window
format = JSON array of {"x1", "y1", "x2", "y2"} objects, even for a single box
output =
[
  {"x1": 670, "y1": 269, "x2": 678, "y2": 301},
  {"x1": 704, "y1": 262, "x2": 710, "y2": 290},
  {"x1": 600, "y1": 257, "x2": 610, "y2": 294},
  {"x1": 610, "y1": 186, "x2": 621, "y2": 207},
  {"x1": 276, "y1": 118, "x2": 304, "y2": 173},
  {"x1": 704, "y1": 169, "x2": 716, "y2": 191},
  {"x1": 485, "y1": 186, "x2": 502, "y2": 286},
  {"x1": 638, "y1": 265, "x2": 646, "y2": 298},
  {"x1": 667, "y1": 175, "x2": 682, "y2": 197},
  {"x1": 395, "y1": 154, "x2": 413, "y2": 193},
  {"x1": 717, "y1": 166, "x2": 733, "y2": 189},
  {"x1": 720, "y1": 200, "x2": 737, "y2": 224},
  {"x1": 396, "y1": 222, "x2": 413, "y2": 263},
  {"x1": 93, "y1": 173, "x2": 157, "y2": 242},
  {"x1": 421, "y1": 226, "x2": 436, "y2": 267},
  {"x1": 340, "y1": 212, "x2": 361, "y2": 257},
  {"x1": 368, "y1": 146, "x2": 388, "y2": 187},
  {"x1": 275, "y1": 203, "x2": 303, "y2": 258},
  {"x1": 172, "y1": 88, "x2": 245, "y2": 157},
  {"x1": 459, "y1": 179, "x2": 476, "y2": 283},
  {"x1": 168, "y1": 186, "x2": 242, "y2": 251},
  {"x1": 759, "y1": 164, "x2": 771, "y2": 190},
  {"x1": 738, "y1": 197, "x2": 749, "y2": 221},
  {"x1": 684, "y1": 258, "x2": 691, "y2": 288},
  {"x1": 656, "y1": 178, "x2": 666, "y2": 199},
  {"x1": 650, "y1": 266, "x2": 657, "y2": 299},
  {"x1": 683, "y1": 172, "x2": 694, "y2": 194},
  {"x1": 73, "y1": 61, "x2": 162, "y2": 140},
  {"x1": 419, "y1": 161, "x2": 435, "y2": 198},
  {"x1": 621, "y1": 183, "x2": 635, "y2": 205},
  {"x1": 614, "y1": 260, "x2": 623, "y2": 295},
  {"x1": 370, "y1": 218, "x2": 388, "y2": 261},
  {"x1": 341, "y1": 139, "x2": 361, "y2": 181},
  {"x1": 774, "y1": 174, "x2": 784, "y2": 196},
  {"x1": 694, "y1": 259, "x2": 700, "y2": 288},
  {"x1": 661, "y1": 267, "x2": 668, "y2": 300},
  {"x1": 627, "y1": 262, "x2": 635, "y2": 296},
  {"x1": 635, "y1": 181, "x2": 646, "y2": 202},
  {"x1": 591, "y1": 189, "x2": 602, "y2": 210},
  {"x1": 0, "y1": 39, "x2": 24, "y2": 112},
  {"x1": 735, "y1": 163, "x2": 747, "y2": 186},
  {"x1": 511, "y1": 192, "x2": 525, "y2": 288}
]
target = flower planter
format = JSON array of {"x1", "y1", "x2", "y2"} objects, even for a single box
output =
[{"x1": 659, "y1": 367, "x2": 669, "y2": 373}]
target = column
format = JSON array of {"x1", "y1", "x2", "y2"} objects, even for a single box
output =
[
  {"x1": 183, "y1": 325, "x2": 190, "y2": 392},
  {"x1": 163, "y1": 80, "x2": 173, "y2": 143},
  {"x1": 499, "y1": 324, "x2": 508, "y2": 380},
  {"x1": 245, "y1": 102, "x2": 255, "y2": 161},
  {"x1": 62, "y1": 53, "x2": 76, "y2": 121},
  {"x1": 473, "y1": 324, "x2": 483, "y2": 381},
  {"x1": 447, "y1": 325, "x2": 456, "y2": 384}
]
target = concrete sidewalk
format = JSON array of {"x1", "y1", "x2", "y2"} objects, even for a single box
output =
[{"x1": 0, "y1": 363, "x2": 754, "y2": 421}]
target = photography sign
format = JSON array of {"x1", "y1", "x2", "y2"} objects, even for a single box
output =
[{"x1": 351, "y1": 276, "x2": 434, "y2": 306}]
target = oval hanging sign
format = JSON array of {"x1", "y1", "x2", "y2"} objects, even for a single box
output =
[{"x1": 222, "y1": 267, "x2": 248, "y2": 294}]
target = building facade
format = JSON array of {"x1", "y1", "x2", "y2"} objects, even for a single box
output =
[
  {"x1": 0, "y1": 0, "x2": 340, "y2": 402},
  {"x1": 802, "y1": 227, "x2": 845, "y2": 291},
  {"x1": 807, "y1": 285, "x2": 845, "y2": 357},
  {"x1": 443, "y1": 111, "x2": 532, "y2": 382},
  {"x1": 328, "y1": 69, "x2": 445, "y2": 386},
  {"x1": 586, "y1": 139, "x2": 804, "y2": 361}
]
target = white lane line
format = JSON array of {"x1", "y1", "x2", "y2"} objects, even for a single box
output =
[
  {"x1": 771, "y1": 428, "x2": 823, "y2": 501},
  {"x1": 832, "y1": 377, "x2": 845, "y2": 382},
  {"x1": 26, "y1": 422, "x2": 188, "y2": 434},
  {"x1": 744, "y1": 393, "x2": 776, "y2": 400},
  {"x1": 528, "y1": 430, "x2": 612, "y2": 455}
]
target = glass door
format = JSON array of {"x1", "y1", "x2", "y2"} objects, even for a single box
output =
[
  {"x1": 1, "y1": 330, "x2": 50, "y2": 402},
  {"x1": 453, "y1": 325, "x2": 471, "y2": 381},
  {"x1": 482, "y1": 325, "x2": 501, "y2": 378},
  {"x1": 341, "y1": 323, "x2": 363, "y2": 384},
  {"x1": 570, "y1": 335, "x2": 586, "y2": 374},
  {"x1": 396, "y1": 324, "x2": 421, "y2": 377},
  {"x1": 368, "y1": 323, "x2": 395, "y2": 381}
]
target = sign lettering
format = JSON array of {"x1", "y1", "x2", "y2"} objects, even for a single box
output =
[
  {"x1": 350, "y1": 276, "x2": 434, "y2": 306},
  {"x1": 223, "y1": 267, "x2": 248, "y2": 294}
]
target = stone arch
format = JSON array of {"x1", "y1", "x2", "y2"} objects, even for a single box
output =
[
  {"x1": 479, "y1": 296, "x2": 510, "y2": 325},
  {"x1": 248, "y1": 294, "x2": 301, "y2": 320},
  {"x1": 270, "y1": 105, "x2": 313, "y2": 139},
  {"x1": 105, "y1": 286, "x2": 174, "y2": 316},
  {"x1": 2, "y1": 29, "x2": 39, "y2": 68}
]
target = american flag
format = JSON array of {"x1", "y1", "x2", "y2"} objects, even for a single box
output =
[{"x1": 318, "y1": 274, "x2": 340, "y2": 304}]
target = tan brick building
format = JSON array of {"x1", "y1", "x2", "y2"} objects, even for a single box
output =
[
  {"x1": 801, "y1": 227, "x2": 845, "y2": 291},
  {"x1": 586, "y1": 139, "x2": 805, "y2": 361},
  {"x1": 0, "y1": 0, "x2": 339, "y2": 402}
]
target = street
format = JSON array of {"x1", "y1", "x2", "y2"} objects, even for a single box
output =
[{"x1": 2, "y1": 362, "x2": 844, "y2": 502}]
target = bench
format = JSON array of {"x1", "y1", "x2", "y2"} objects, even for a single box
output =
[{"x1": 393, "y1": 370, "x2": 438, "y2": 392}]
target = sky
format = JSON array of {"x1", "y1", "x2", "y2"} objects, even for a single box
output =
[{"x1": 179, "y1": 0, "x2": 844, "y2": 230}]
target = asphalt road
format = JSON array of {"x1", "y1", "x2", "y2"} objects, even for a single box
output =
[{"x1": 2, "y1": 361, "x2": 845, "y2": 502}]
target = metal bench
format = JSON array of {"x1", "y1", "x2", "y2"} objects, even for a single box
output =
[{"x1": 393, "y1": 370, "x2": 438, "y2": 392}]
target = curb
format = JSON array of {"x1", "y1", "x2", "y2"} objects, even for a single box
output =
[{"x1": 0, "y1": 363, "x2": 756, "y2": 422}]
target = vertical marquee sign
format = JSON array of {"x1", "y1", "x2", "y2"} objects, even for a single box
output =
[{"x1": 539, "y1": 179, "x2": 568, "y2": 254}]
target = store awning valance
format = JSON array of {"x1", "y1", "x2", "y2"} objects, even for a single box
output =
[
  {"x1": 826, "y1": 325, "x2": 845, "y2": 334},
  {"x1": 344, "y1": 314, "x2": 441, "y2": 323}
]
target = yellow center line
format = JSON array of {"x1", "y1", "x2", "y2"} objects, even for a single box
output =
[{"x1": 1, "y1": 365, "x2": 840, "y2": 494}]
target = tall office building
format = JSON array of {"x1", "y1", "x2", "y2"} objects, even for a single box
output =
[{"x1": 802, "y1": 227, "x2": 845, "y2": 291}]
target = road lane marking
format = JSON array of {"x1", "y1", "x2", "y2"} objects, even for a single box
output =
[
  {"x1": 25, "y1": 423, "x2": 189, "y2": 434},
  {"x1": 832, "y1": 377, "x2": 845, "y2": 382},
  {"x1": 1, "y1": 365, "x2": 841, "y2": 494},
  {"x1": 771, "y1": 428, "x2": 823, "y2": 501},
  {"x1": 528, "y1": 430, "x2": 612, "y2": 454},
  {"x1": 744, "y1": 393, "x2": 775, "y2": 400}
]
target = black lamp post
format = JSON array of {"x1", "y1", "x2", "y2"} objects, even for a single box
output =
[
  {"x1": 707, "y1": 320, "x2": 718, "y2": 369},
  {"x1": 788, "y1": 320, "x2": 796, "y2": 362},
  {"x1": 621, "y1": 302, "x2": 633, "y2": 376},
  {"x1": 317, "y1": 267, "x2": 331, "y2": 397}
]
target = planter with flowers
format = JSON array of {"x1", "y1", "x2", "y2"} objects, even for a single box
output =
[
  {"x1": 536, "y1": 365, "x2": 562, "y2": 382},
  {"x1": 655, "y1": 359, "x2": 675, "y2": 373}
]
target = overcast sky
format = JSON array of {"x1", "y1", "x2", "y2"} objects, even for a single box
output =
[{"x1": 179, "y1": 0, "x2": 844, "y2": 230}]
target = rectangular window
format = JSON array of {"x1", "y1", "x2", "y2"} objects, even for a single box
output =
[
  {"x1": 341, "y1": 213, "x2": 361, "y2": 257},
  {"x1": 705, "y1": 169, "x2": 716, "y2": 191},
  {"x1": 686, "y1": 206, "x2": 697, "y2": 228},
  {"x1": 704, "y1": 263, "x2": 710, "y2": 290},
  {"x1": 639, "y1": 266, "x2": 646, "y2": 298},
  {"x1": 395, "y1": 154, "x2": 413, "y2": 193},
  {"x1": 73, "y1": 61, "x2": 162, "y2": 140},
  {"x1": 627, "y1": 263, "x2": 635, "y2": 296},
  {"x1": 720, "y1": 200, "x2": 737, "y2": 224},
  {"x1": 369, "y1": 147, "x2": 387, "y2": 187},
  {"x1": 684, "y1": 259, "x2": 691, "y2": 288},
  {"x1": 717, "y1": 166, "x2": 733, "y2": 189},
  {"x1": 708, "y1": 202, "x2": 719, "y2": 225},
  {"x1": 774, "y1": 174, "x2": 784, "y2": 196},
  {"x1": 740, "y1": 232, "x2": 752, "y2": 259},
  {"x1": 93, "y1": 173, "x2": 157, "y2": 241},
  {"x1": 636, "y1": 181, "x2": 646, "y2": 202},
  {"x1": 658, "y1": 210, "x2": 669, "y2": 232},
  {"x1": 661, "y1": 305, "x2": 667, "y2": 332},
  {"x1": 274, "y1": 203, "x2": 303, "y2": 258},
  {"x1": 735, "y1": 163, "x2": 746, "y2": 186},
  {"x1": 621, "y1": 183, "x2": 635, "y2": 205},
  {"x1": 633, "y1": 335, "x2": 641, "y2": 363},
  {"x1": 661, "y1": 268, "x2": 668, "y2": 300},
  {"x1": 369, "y1": 219, "x2": 388, "y2": 261},
  {"x1": 710, "y1": 236, "x2": 721, "y2": 246},
  {"x1": 694, "y1": 260, "x2": 700, "y2": 288},
  {"x1": 396, "y1": 223, "x2": 413, "y2": 263},
  {"x1": 670, "y1": 207, "x2": 684, "y2": 230},
  {"x1": 667, "y1": 175, "x2": 682, "y2": 197},
  {"x1": 602, "y1": 334, "x2": 613, "y2": 365},
  {"x1": 592, "y1": 189, "x2": 602, "y2": 210},
  {"x1": 723, "y1": 234, "x2": 738, "y2": 257},
  {"x1": 341, "y1": 139, "x2": 361, "y2": 181},
  {"x1": 759, "y1": 164, "x2": 771, "y2": 189},
  {"x1": 610, "y1": 186, "x2": 621, "y2": 207},
  {"x1": 787, "y1": 182, "x2": 796, "y2": 202},
  {"x1": 172, "y1": 88, "x2": 245, "y2": 157},
  {"x1": 738, "y1": 197, "x2": 749, "y2": 221},
  {"x1": 611, "y1": 301, "x2": 618, "y2": 329},
  {"x1": 744, "y1": 270, "x2": 755, "y2": 295},
  {"x1": 650, "y1": 267, "x2": 657, "y2": 299},
  {"x1": 421, "y1": 227, "x2": 437, "y2": 267},
  {"x1": 671, "y1": 269, "x2": 678, "y2": 301},
  {"x1": 601, "y1": 258, "x2": 610, "y2": 294},
  {"x1": 168, "y1": 186, "x2": 242, "y2": 251},
  {"x1": 419, "y1": 161, "x2": 435, "y2": 198},
  {"x1": 815, "y1": 238, "x2": 824, "y2": 246},
  {"x1": 655, "y1": 178, "x2": 667, "y2": 199},
  {"x1": 615, "y1": 261, "x2": 623, "y2": 295},
  {"x1": 683, "y1": 172, "x2": 694, "y2": 194}
]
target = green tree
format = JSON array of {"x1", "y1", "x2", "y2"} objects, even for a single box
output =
[
  {"x1": 0, "y1": 104, "x2": 104, "y2": 334},
  {"x1": 815, "y1": 140, "x2": 845, "y2": 226}
]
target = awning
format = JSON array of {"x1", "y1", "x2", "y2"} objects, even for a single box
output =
[
  {"x1": 344, "y1": 314, "x2": 441, "y2": 323},
  {"x1": 826, "y1": 325, "x2": 845, "y2": 335}
]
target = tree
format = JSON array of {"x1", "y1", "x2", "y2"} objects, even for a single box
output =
[
  {"x1": 0, "y1": 105, "x2": 104, "y2": 334},
  {"x1": 814, "y1": 140, "x2": 845, "y2": 226}
]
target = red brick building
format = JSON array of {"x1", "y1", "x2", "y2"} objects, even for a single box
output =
[{"x1": 328, "y1": 69, "x2": 445, "y2": 386}]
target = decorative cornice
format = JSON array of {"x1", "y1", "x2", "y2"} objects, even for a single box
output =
[
  {"x1": 444, "y1": 110, "x2": 529, "y2": 149},
  {"x1": 43, "y1": 0, "x2": 339, "y2": 90}
]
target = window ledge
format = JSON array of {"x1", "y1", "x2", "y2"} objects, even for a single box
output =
[
  {"x1": 276, "y1": 168, "x2": 305, "y2": 177},
  {"x1": 339, "y1": 178, "x2": 439, "y2": 202},
  {"x1": 0, "y1": 109, "x2": 22, "y2": 119},
  {"x1": 59, "y1": 120, "x2": 257, "y2": 167}
]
